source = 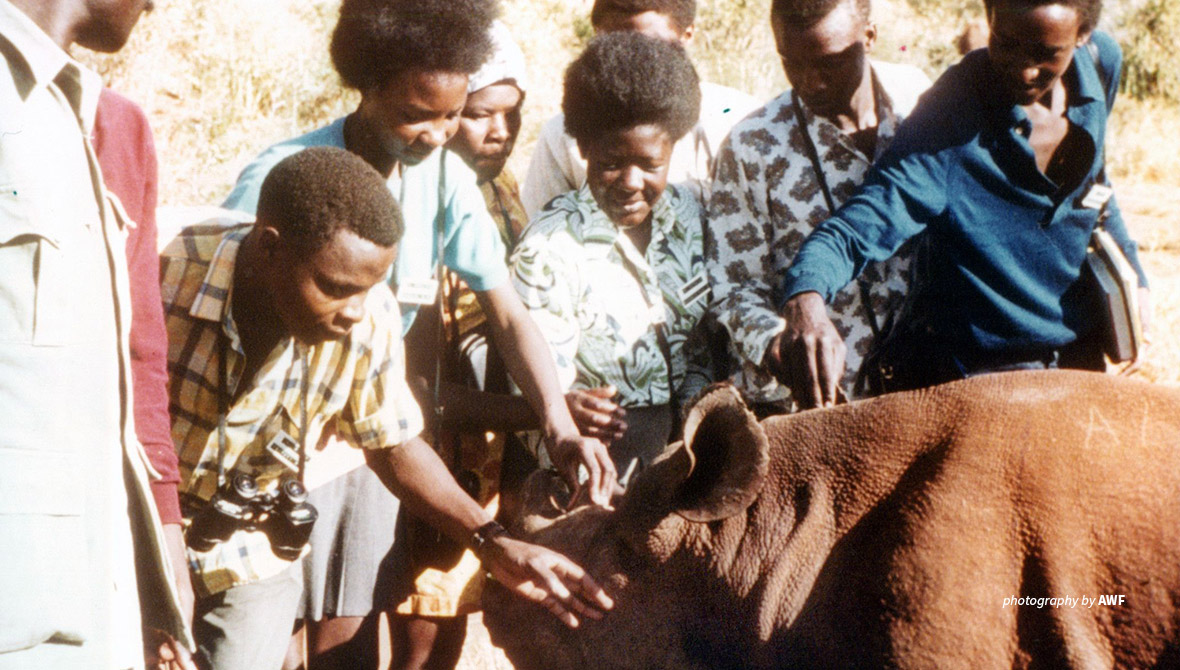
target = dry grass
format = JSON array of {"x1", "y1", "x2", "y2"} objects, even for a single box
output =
[{"x1": 74, "y1": 0, "x2": 1180, "y2": 666}]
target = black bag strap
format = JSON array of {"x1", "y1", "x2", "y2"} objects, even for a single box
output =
[
  {"x1": 791, "y1": 92, "x2": 881, "y2": 337},
  {"x1": 431, "y1": 151, "x2": 456, "y2": 456}
]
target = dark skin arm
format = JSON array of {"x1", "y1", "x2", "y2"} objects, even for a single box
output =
[
  {"x1": 475, "y1": 284, "x2": 617, "y2": 501},
  {"x1": 364, "y1": 440, "x2": 613, "y2": 626},
  {"x1": 767, "y1": 291, "x2": 847, "y2": 409},
  {"x1": 415, "y1": 379, "x2": 627, "y2": 442},
  {"x1": 402, "y1": 303, "x2": 626, "y2": 440}
]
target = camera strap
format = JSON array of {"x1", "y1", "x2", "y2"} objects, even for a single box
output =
[
  {"x1": 791, "y1": 91, "x2": 881, "y2": 339},
  {"x1": 432, "y1": 151, "x2": 450, "y2": 449},
  {"x1": 216, "y1": 329, "x2": 311, "y2": 490},
  {"x1": 217, "y1": 334, "x2": 228, "y2": 489}
]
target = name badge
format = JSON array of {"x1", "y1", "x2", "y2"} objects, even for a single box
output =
[
  {"x1": 397, "y1": 278, "x2": 439, "y2": 306},
  {"x1": 265, "y1": 429, "x2": 301, "y2": 472},
  {"x1": 1080, "y1": 183, "x2": 1114, "y2": 210},
  {"x1": 678, "y1": 273, "x2": 709, "y2": 308}
]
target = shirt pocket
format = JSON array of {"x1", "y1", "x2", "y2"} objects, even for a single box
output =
[
  {"x1": 0, "y1": 448, "x2": 89, "y2": 652},
  {"x1": 225, "y1": 403, "x2": 305, "y2": 487},
  {"x1": 0, "y1": 185, "x2": 67, "y2": 346}
]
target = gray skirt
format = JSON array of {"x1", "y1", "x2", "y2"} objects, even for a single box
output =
[{"x1": 299, "y1": 465, "x2": 406, "y2": 621}]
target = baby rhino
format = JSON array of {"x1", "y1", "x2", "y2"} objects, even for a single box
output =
[{"x1": 484, "y1": 371, "x2": 1180, "y2": 669}]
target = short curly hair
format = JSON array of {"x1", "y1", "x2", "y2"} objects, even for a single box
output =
[
  {"x1": 257, "y1": 147, "x2": 402, "y2": 255},
  {"x1": 331, "y1": 0, "x2": 498, "y2": 92},
  {"x1": 590, "y1": 0, "x2": 697, "y2": 32},
  {"x1": 983, "y1": 0, "x2": 1102, "y2": 34},
  {"x1": 563, "y1": 32, "x2": 701, "y2": 146},
  {"x1": 771, "y1": 0, "x2": 871, "y2": 29}
]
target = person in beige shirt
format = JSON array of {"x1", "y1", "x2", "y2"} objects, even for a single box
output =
[
  {"x1": 520, "y1": 0, "x2": 761, "y2": 217},
  {"x1": 0, "y1": 1, "x2": 191, "y2": 669}
]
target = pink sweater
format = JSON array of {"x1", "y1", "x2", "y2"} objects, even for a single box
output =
[{"x1": 93, "y1": 89, "x2": 181, "y2": 524}]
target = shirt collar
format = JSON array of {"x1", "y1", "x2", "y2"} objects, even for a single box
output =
[
  {"x1": 980, "y1": 45, "x2": 1102, "y2": 136},
  {"x1": 793, "y1": 63, "x2": 900, "y2": 161},
  {"x1": 573, "y1": 183, "x2": 677, "y2": 255},
  {"x1": 189, "y1": 226, "x2": 251, "y2": 354},
  {"x1": 0, "y1": 0, "x2": 102, "y2": 128}
]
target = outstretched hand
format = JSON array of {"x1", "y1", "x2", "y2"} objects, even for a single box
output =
[
  {"x1": 768, "y1": 292, "x2": 846, "y2": 409},
  {"x1": 481, "y1": 536, "x2": 614, "y2": 628},
  {"x1": 566, "y1": 386, "x2": 627, "y2": 444},
  {"x1": 544, "y1": 432, "x2": 618, "y2": 507}
]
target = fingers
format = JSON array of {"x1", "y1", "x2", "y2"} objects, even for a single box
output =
[
  {"x1": 584, "y1": 385, "x2": 618, "y2": 399},
  {"x1": 512, "y1": 549, "x2": 614, "y2": 629},
  {"x1": 780, "y1": 332, "x2": 823, "y2": 409},
  {"x1": 815, "y1": 335, "x2": 846, "y2": 407},
  {"x1": 560, "y1": 560, "x2": 615, "y2": 612},
  {"x1": 146, "y1": 633, "x2": 198, "y2": 670},
  {"x1": 587, "y1": 439, "x2": 617, "y2": 506},
  {"x1": 577, "y1": 443, "x2": 603, "y2": 507},
  {"x1": 801, "y1": 335, "x2": 824, "y2": 409},
  {"x1": 778, "y1": 293, "x2": 846, "y2": 409},
  {"x1": 568, "y1": 389, "x2": 628, "y2": 442}
]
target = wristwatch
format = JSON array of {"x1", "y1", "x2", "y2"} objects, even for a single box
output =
[{"x1": 469, "y1": 520, "x2": 510, "y2": 554}]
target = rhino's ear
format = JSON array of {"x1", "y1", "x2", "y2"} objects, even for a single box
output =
[{"x1": 675, "y1": 384, "x2": 769, "y2": 522}]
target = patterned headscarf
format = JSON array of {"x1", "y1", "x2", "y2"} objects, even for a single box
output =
[{"x1": 467, "y1": 20, "x2": 528, "y2": 94}]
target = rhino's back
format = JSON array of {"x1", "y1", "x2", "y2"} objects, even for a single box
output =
[{"x1": 760, "y1": 371, "x2": 1180, "y2": 668}]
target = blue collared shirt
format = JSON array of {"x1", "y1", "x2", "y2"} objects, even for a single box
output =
[{"x1": 782, "y1": 31, "x2": 1146, "y2": 359}]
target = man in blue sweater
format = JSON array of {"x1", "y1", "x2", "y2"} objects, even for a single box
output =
[{"x1": 770, "y1": 0, "x2": 1150, "y2": 407}]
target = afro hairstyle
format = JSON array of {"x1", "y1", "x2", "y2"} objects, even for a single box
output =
[
  {"x1": 257, "y1": 146, "x2": 402, "y2": 255},
  {"x1": 983, "y1": 0, "x2": 1102, "y2": 34},
  {"x1": 331, "y1": 0, "x2": 498, "y2": 92},
  {"x1": 562, "y1": 31, "x2": 701, "y2": 146},
  {"x1": 590, "y1": 0, "x2": 696, "y2": 32},
  {"x1": 771, "y1": 0, "x2": 871, "y2": 29}
]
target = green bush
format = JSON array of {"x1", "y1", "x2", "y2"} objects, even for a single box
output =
[{"x1": 1118, "y1": 0, "x2": 1180, "y2": 102}]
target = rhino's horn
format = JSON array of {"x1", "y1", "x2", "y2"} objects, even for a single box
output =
[{"x1": 675, "y1": 384, "x2": 769, "y2": 522}]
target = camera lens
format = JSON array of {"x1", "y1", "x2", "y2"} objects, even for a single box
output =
[
  {"x1": 279, "y1": 478, "x2": 308, "y2": 505},
  {"x1": 228, "y1": 473, "x2": 260, "y2": 502}
]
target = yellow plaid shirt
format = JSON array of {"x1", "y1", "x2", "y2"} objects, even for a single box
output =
[{"x1": 161, "y1": 221, "x2": 423, "y2": 595}]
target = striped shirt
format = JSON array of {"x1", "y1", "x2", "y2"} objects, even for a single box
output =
[{"x1": 160, "y1": 221, "x2": 423, "y2": 595}]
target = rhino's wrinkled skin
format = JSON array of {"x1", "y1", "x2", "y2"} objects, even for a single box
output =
[{"x1": 484, "y1": 371, "x2": 1180, "y2": 669}]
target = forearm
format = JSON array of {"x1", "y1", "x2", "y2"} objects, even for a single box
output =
[
  {"x1": 438, "y1": 381, "x2": 540, "y2": 433},
  {"x1": 365, "y1": 439, "x2": 491, "y2": 545}
]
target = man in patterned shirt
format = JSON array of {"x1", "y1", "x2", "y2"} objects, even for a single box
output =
[
  {"x1": 705, "y1": 0, "x2": 931, "y2": 413},
  {"x1": 163, "y1": 148, "x2": 611, "y2": 670}
]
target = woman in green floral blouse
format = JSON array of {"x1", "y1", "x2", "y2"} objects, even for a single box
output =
[{"x1": 511, "y1": 32, "x2": 714, "y2": 471}]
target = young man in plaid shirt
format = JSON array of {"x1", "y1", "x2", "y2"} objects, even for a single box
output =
[{"x1": 162, "y1": 148, "x2": 612, "y2": 670}]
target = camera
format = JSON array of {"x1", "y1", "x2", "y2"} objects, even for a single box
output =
[
  {"x1": 186, "y1": 473, "x2": 317, "y2": 561},
  {"x1": 259, "y1": 478, "x2": 317, "y2": 561}
]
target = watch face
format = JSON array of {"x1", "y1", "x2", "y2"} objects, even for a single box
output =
[{"x1": 471, "y1": 520, "x2": 509, "y2": 550}]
